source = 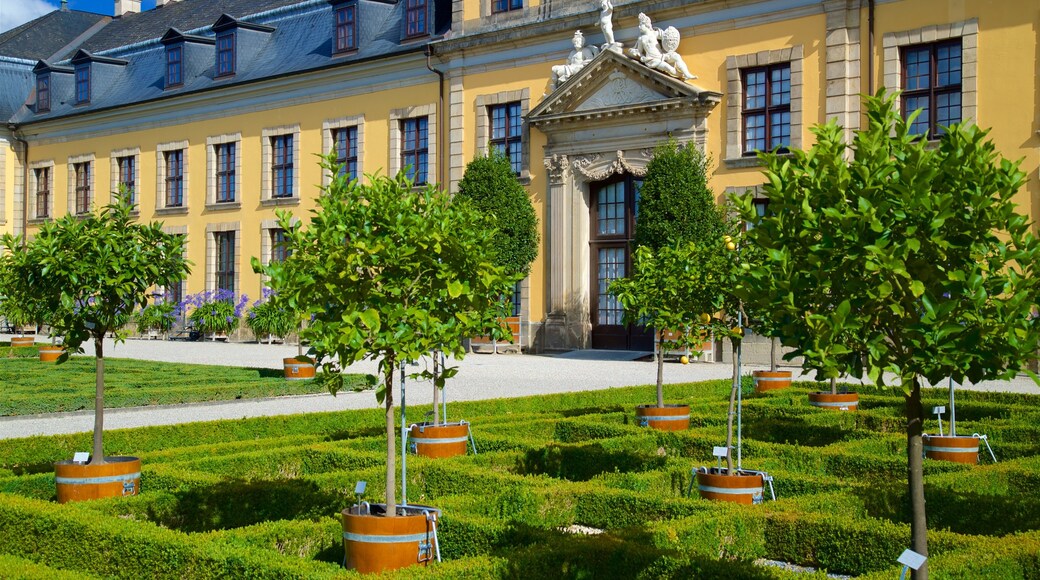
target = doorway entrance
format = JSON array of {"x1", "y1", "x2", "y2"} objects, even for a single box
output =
[{"x1": 589, "y1": 174, "x2": 653, "y2": 351}]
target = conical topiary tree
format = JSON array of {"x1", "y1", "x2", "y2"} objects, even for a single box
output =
[{"x1": 634, "y1": 140, "x2": 725, "y2": 251}]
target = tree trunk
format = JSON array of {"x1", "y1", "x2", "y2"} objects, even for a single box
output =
[
  {"x1": 656, "y1": 330, "x2": 664, "y2": 407},
  {"x1": 906, "y1": 377, "x2": 928, "y2": 579},
  {"x1": 432, "y1": 351, "x2": 440, "y2": 425},
  {"x1": 89, "y1": 336, "x2": 105, "y2": 465},
  {"x1": 830, "y1": 376, "x2": 837, "y2": 396},
  {"x1": 725, "y1": 338, "x2": 739, "y2": 473},
  {"x1": 384, "y1": 354, "x2": 397, "y2": 517},
  {"x1": 770, "y1": 337, "x2": 778, "y2": 372}
]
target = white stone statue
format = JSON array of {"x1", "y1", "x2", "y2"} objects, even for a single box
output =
[
  {"x1": 598, "y1": 0, "x2": 622, "y2": 53},
  {"x1": 627, "y1": 13, "x2": 696, "y2": 81},
  {"x1": 550, "y1": 30, "x2": 599, "y2": 92}
]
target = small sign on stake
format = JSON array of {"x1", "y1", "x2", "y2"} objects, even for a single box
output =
[
  {"x1": 72, "y1": 452, "x2": 89, "y2": 464},
  {"x1": 897, "y1": 549, "x2": 927, "y2": 580}
]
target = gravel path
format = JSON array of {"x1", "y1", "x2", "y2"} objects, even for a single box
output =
[{"x1": 1, "y1": 335, "x2": 1037, "y2": 440}]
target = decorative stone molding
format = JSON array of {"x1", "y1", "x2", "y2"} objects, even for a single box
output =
[
  {"x1": 882, "y1": 19, "x2": 978, "y2": 126},
  {"x1": 571, "y1": 149, "x2": 651, "y2": 182},
  {"x1": 109, "y1": 147, "x2": 140, "y2": 207},
  {"x1": 824, "y1": 0, "x2": 861, "y2": 146},
  {"x1": 626, "y1": 13, "x2": 695, "y2": 81},
  {"x1": 577, "y1": 71, "x2": 661, "y2": 111},
  {"x1": 28, "y1": 158, "x2": 54, "y2": 221},
  {"x1": 544, "y1": 154, "x2": 569, "y2": 184}
]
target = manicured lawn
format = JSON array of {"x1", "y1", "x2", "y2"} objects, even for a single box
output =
[
  {"x1": 0, "y1": 344, "x2": 348, "y2": 416},
  {"x1": 0, "y1": 380, "x2": 1038, "y2": 578}
]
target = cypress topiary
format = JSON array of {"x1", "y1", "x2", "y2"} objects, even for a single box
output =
[
  {"x1": 634, "y1": 140, "x2": 724, "y2": 250},
  {"x1": 456, "y1": 150, "x2": 539, "y2": 277}
]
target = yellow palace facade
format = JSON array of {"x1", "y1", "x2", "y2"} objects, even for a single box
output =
[{"x1": 0, "y1": 0, "x2": 1037, "y2": 354}]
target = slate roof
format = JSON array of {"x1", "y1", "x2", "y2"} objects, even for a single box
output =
[
  {"x1": 0, "y1": 58, "x2": 34, "y2": 122},
  {"x1": 0, "y1": 10, "x2": 109, "y2": 61},
  {"x1": 7, "y1": 0, "x2": 451, "y2": 125}
]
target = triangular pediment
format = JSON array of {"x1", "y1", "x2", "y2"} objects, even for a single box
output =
[{"x1": 529, "y1": 49, "x2": 720, "y2": 125}]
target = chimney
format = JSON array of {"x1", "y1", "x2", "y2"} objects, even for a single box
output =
[
  {"x1": 114, "y1": 0, "x2": 141, "y2": 16},
  {"x1": 61, "y1": 0, "x2": 69, "y2": 11}
]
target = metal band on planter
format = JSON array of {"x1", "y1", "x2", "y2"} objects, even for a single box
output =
[{"x1": 54, "y1": 471, "x2": 141, "y2": 485}]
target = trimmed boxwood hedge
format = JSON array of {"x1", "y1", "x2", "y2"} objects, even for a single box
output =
[{"x1": 0, "y1": 379, "x2": 1038, "y2": 578}]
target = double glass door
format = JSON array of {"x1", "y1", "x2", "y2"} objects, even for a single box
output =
[{"x1": 589, "y1": 174, "x2": 653, "y2": 351}]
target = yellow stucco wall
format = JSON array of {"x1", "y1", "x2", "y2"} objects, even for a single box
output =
[{"x1": 24, "y1": 81, "x2": 439, "y2": 300}]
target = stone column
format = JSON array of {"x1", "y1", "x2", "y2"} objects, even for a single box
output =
[
  {"x1": 824, "y1": 0, "x2": 862, "y2": 147},
  {"x1": 543, "y1": 153, "x2": 570, "y2": 350}
]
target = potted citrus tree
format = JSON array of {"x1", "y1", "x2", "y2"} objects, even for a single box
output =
[
  {"x1": 0, "y1": 188, "x2": 189, "y2": 503},
  {"x1": 735, "y1": 92, "x2": 1040, "y2": 578},
  {"x1": 134, "y1": 300, "x2": 176, "y2": 340},
  {"x1": 246, "y1": 290, "x2": 313, "y2": 380},
  {"x1": 409, "y1": 150, "x2": 539, "y2": 456},
  {"x1": 257, "y1": 161, "x2": 513, "y2": 574},
  {"x1": 0, "y1": 259, "x2": 45, "y2": 348},
  {"x1": 185, "y1": 289, "x2": 247, "y2": 341}
]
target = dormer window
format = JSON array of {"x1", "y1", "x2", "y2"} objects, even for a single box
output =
[
  {"x1": 216, "y1": 31, "x2": 235, "y2": 76},
  {"x1": 36, "y1": 74, "x2": 50, "y2": 112},
  {"x1": 75, "y1": 64, "x2": 90, "y2": 104},
  {"x1": 405, "y1": 0, "x2": 427, "y2": 38},
  {"x1": 166, "y1": 44, "x2": 183, "y2": 87},
  {"x1": 334, "y1": 2, "x2": 357, "y2": 53}
]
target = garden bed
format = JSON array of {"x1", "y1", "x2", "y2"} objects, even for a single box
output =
[{"x1": 0, "y1": 380, "x2": 1038, "y2": 578}]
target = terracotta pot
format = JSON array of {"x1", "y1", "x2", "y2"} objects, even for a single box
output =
[
  {"x1": 635, "y1": 404, "x2": 690, "y2": 431},
  {"x1": 39, "y1": 346, "x2": 64, "y2": 362},
  {"x1": 9, "y1": 336, "x2": 35, "y2": 347},
  {"x1": 923, "y1": 434, "x2": 979, "y2": 464},
  {"x1": 409, "y1": 422, "x2": 470, "y2": 458},
  {"x1": 342, "y1": 503, "x2": 440, "y2": 574},
  {"x1": 283, "y1": 356, "x2": 315, "y2": 380},
  {"x1": 54, "y1": 456, "x2": 141, "y2": 504},
  {"x1": 807, "y1": 391, "x2": 859, "y2": 411},
  {"x1": 753, "y1": 370, "x2": 791, "y2": 392},
  {"x1": 695, "y1": 467, "x2": 765, "y2": 504}
]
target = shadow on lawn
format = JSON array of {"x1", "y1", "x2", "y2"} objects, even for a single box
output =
[{"x1": 514, "y1": 443, "x2": 665, "y2": 482}]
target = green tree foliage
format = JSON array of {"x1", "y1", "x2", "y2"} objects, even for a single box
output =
[
  {"x1": 609, "y1": 242, "x2": 733, "y2": 407},
  {"x1": 635, "y1": 140, "x2": 725, "y2": 250},
  {"x1": 0, "y1": 250, "x2": 50, "y2": 335},
  {"x1": 734, "y1": 91, "x2": 1040, "y2": 579},
  {"x1": 256, "y1": 165, "x2": 516, "y2": 516},
  {"x1": 0, "y1": 190, "x2": 190, "y2": 464},
  {"x1": 455, "y1": 150, "x2": 539, "y2": 277}
]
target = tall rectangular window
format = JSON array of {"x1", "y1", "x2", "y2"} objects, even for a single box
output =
[
  {"x1": 167, "y1": 234, "x2": 186, "y2": 308},
  {"x1": 165, "y1": 150, "x2": 184, "y2": 207},
  {"x1": 117, "y1": 156, "x2": 136, "y2": 205},
  {"x1": 332, "y1": 126, "x2": 358, "y2": 181},
  {"x1": 215, "y1": 143, "x2": 236, "y2": 202},
  {"x1": 492, "y1": 0, "x2": 522, "y2": 13},
  {"x1": 34, "y1": 168, "x2": 50, "y2": 218},
  {"x1": 405, "y1": 0, "x2": 427, "y2": 37},
  {"x1": 742, "y1": 63, "x2": 791, "y2": 155},
  {"x1": 216, "y1": 32, "x2": 235, "y2": 77},
  {"x1": 74, "y1": 162, "x2": 91, "y2": 214},
  {"x1": 166, "y1": 45, "x2": 183, "y2": 87},
  {"x1": 489, "y1": 101, "x2": 522, "y2": 174},
  {"x1": 75, "y1": 64, "x2": 90, "y2": 104},
  {"x1": 36, "y1": 74, "x2": 50, "y2": 112},
  {"x1": 335, "y1": 3, "x2": 357, "y2": 53},
  {"x1": 400, "y1": 117, "x2": 428, "y2": 185},
  {"x1": 271, "y1": 229, "x2": 291, "y2": 263},
  {"x1": 271, "y1": 135, "x2": 294, "y2": 198},
  {"x1": 902, "y1": 40, "x2": 962, "y2": 138},
  {"x1": 215, "y1": 231, "x2": 235, "y2": 294}
]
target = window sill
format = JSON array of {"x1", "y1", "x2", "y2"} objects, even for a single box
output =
[
  {"x1": 401, "y1": 33, "x2": 430, "y2": 45},
  {"x1": 261, "y1": 197, "x2": 300, "y2": 207},
  {"x1": 156, "y1": 206, "x2": 189, "y2": 216},
  {"x1": 206, "y1": 202, "x2": 241, "y2": 211},
  {"x1": 723, "y1": 152, "x2": 793, "y2": 169},
  {"x1": 332, "y1": 48, "x2": 359, "y2": 58},
  {"x1": 27, "y1": 217, "x2": 50, "y2": 226}
]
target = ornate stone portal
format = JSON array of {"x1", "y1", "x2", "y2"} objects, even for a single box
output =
[{"x1": 529, "y1": 50, "x2": 720, "y2": 351}]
